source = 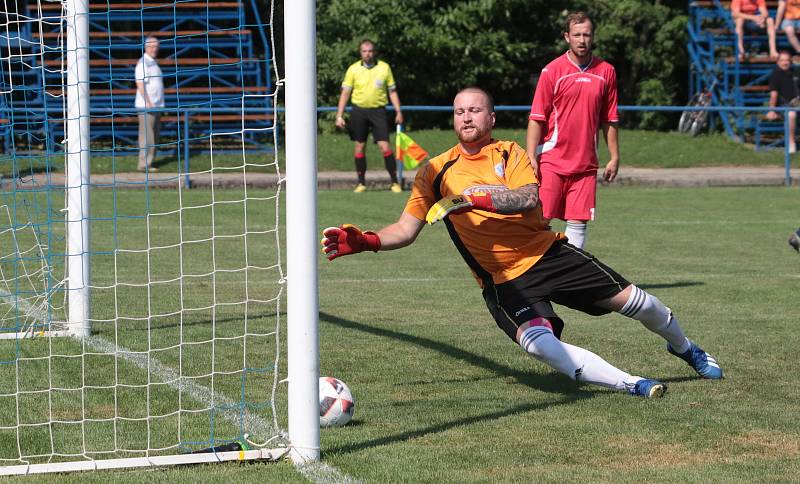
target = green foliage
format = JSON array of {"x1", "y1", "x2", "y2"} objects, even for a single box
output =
[
  {"x1": 312, "y1": 0, "x2": 689, "y2": 130},
  {"x1": 316, "y1": 0, "x2": 567, "y2": 111},
  {"x1": 571, "y1": 0, "x2": 689, "y2": 128}
]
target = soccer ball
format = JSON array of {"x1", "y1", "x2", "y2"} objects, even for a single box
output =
[{"x1": 319, "y1": 377, "x2": 355, "y2": 427}]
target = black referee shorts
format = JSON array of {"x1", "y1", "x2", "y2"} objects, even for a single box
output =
[
  {"x1": 482, "y1": 240, "x2": 630, "y2": 343},
  {"x1": 348, "y1": 106, "x2": 390, "y2": 143}
]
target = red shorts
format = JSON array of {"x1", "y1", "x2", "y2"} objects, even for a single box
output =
[{"x1": 539, "y1": 169, "x2": 597, "y2": 221}]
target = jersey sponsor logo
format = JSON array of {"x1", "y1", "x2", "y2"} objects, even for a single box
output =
[
  {"x1": 575, "y1": 77, "x2": 592, "y2": 83},
  {"x1": 463, "y1": 184, "x2": 505, "y2": 195}
]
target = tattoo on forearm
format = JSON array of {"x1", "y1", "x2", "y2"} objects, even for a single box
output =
[{"x1": 491, "y1": 184, "x2": 539, "y2": 214}]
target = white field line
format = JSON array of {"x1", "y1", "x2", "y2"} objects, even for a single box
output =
[
  {"x1": 295, "y1": 462, "x2": 363, "y2": 484},
  {"x1": 1, "y1": 289, "x2": 360, "y2": 484},
  {"x1": 82, "y1": 335, "x2": 282, "y2": 441}
]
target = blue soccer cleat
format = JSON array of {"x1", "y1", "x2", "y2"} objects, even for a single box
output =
[
  {"x1": 628, "y1": 378, "x2": 667, "y2": 398},
  {"x1": 667, "y1": 340, "x2": 724, "y2": 379}
]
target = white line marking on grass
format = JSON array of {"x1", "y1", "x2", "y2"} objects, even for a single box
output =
[
  {"x1": 296, "y1": 462, "x2": 363, "y2": 484},
  {"x1": 83, "y1": 335, "x2": 279, "y2": 439},
  {"x1": 2, "y1": 289, "x2": 359, "y2": 483}
]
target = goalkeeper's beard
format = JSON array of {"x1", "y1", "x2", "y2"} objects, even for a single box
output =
[{"x1": 457, "y1": 124, "x2": 490, "y2": 144}]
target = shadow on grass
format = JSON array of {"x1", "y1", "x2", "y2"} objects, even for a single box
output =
[
  {"x1": 323, "y1": 397, "x2": 578, "y2": 456},
  {"x1": 638, "y1": 281, "x2": 704, "y2": 290},
  {"x1": 320, "y1": 310, "x2": 595, "y2": 454},
  {"x1": 319, "y1": 311, "x2": 582, "y2": 396},
  {"x1": 658, "y1": 375, "x2": 705, "y2": 384},
  {"x1": 94, "y1": 312, "x2": 279, "y2": 332},
  {"x1": 153, "y1": 154, "x2": 179, "y2": 170}
]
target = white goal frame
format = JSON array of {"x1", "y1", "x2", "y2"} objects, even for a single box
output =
[
  {"x1": 284, "y1": 0, "x2": 321, "y2": 466},
  {"x1": 0, "y1": 0, "x2": 319, "y2": 474}
]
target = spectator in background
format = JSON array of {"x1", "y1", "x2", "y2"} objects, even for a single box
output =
[
  {"x1": 732, "y1": 0, "x2": 778, "y2": 61},
  {"x1": 777, "y1": 0, "x2": 800, "y2": 55},
  {"x1": 135, "y1": 36, "x2": 164, "y2": 172},
  {"x1": 335, "y1": 39, "x2": 404, "y2": 193},
  {"x1": 766, "y1": 50, "x2": 800, "y2": 153}
]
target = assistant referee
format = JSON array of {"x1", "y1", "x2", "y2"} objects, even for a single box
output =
[{"x1": 335, "y1": 39, "x2": 404, "y2": 193}]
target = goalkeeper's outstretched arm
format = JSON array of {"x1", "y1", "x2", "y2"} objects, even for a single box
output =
[
  {"x1": 426, "y1": 184, "x2": 540, "y2": 225},
  {"x1": 376, "y1": 213, "x2": 425, "y2": 250},
  {"x1": 321, "y1": 213, "x2": 424, "y2": 261}
]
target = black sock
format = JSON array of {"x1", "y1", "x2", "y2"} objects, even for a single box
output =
[
  {"x1": 355, "y1": 155, "x2": 366, "y2": 184},
  {"x1": 383, "y1": 154, "x2": 397, "y2": 184}
]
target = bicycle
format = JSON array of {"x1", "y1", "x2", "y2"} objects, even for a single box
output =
[{"x1": 678, "y1": 78, "x2": 718, "y2": 136}]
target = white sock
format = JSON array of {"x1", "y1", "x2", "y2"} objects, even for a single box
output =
[
  {"x1": 619, "y1": 285, "x2": 690, "y2": 353},
  {"x1": 565, "y1": 221, "x2": 587, "y2": 249},
  {"x1": 519, "y1": 325, "x2": 640, "y2": 391}
]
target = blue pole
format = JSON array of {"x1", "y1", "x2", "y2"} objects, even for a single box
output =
[
  {"x1": 785, "y1": 114, "x2": 792, "y2": 186},
  {"x1": 183, "y1": 112, "x2": 191, "y2": 189}
]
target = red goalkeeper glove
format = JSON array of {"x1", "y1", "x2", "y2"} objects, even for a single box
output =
[
  {"x1": 321, "y1": 224, "x2": 381, "y2": 261},
  {"x1": 425, "y1": 193, "x2": 496, "y2": 225}
]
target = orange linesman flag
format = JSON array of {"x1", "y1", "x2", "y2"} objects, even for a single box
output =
[{"x1": 396, "y1": 131, "x2": 429, "y2": 169}]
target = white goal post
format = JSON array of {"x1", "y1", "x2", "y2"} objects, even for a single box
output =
[
  {"x1": 0, "y1": 0, "x2": 319, "y2": 474},
  {"x1": 284, "y1": 0, "x2": 321, "y2": 465}
]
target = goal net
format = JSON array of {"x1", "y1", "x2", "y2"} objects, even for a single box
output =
[{"x1": 0, "y1": 0, "x2": 318, "y2": 474}]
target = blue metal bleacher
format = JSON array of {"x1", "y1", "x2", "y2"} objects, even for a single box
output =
[
  {"x1": 1, "y1": 0, "x2": 274, "y2": 157},
  {"x1": 688, "y1": 0, "x2": 789, "y2": 148}
]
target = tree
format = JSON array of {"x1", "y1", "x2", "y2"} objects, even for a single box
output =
[
  {"x1": 267, "y1": 0, "x2": 690, "y2": 129},
  {"x1": 571, "y1": 0, "x2": 688, "y2": 128},
  {"x1": 316, "y1": 1, "x2": 566, "y2": 110}
]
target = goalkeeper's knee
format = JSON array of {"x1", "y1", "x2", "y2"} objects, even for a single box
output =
[{"x1": 517, "y1": 317, "x2": 580, "y2": 379}]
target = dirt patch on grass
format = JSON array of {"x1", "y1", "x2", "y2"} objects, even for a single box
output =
[
  {"x1": 729, "y1": 429, "x2": 800, "y2": 459},
  {"x1": 599, "y1": 430, "x2": 800, "y2": 469}
]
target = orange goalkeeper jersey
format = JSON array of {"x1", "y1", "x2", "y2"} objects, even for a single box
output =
[{"x1": 404, "y1": 140, "x2": 564, "y2": 287}]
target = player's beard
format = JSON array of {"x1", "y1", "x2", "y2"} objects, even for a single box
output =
[{"x1": 457, "y1": 123, "x2": 490, "y2": 144}]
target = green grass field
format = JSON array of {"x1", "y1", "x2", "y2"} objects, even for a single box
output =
[
  {"x1": 313, "y1": 186, "x2": 800, "y2": 482},
  {"x1": 4, "y1": 185, "x2": 800, "y2": 481}
]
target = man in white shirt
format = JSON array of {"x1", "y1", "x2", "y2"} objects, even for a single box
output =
[{"x1": 135, "y1": 36, "x2": 164, "y2": 172}]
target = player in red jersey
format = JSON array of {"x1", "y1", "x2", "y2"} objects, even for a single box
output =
[{"x1": 526, "y1": 11, "x2": 618, "y2": 250}]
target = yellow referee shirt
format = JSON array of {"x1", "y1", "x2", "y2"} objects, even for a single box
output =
[{"x1": 341, "y1": 60, "x2": 396, "y2": 109}]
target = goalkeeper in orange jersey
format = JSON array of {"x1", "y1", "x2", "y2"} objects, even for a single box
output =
[{"x1": 322, "y1": 87, "x2": 723, "y2": 398}]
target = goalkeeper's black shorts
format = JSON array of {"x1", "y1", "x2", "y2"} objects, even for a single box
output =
[{"x1": 482, "y1": 240, "x2": 630, "y2": 343}]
